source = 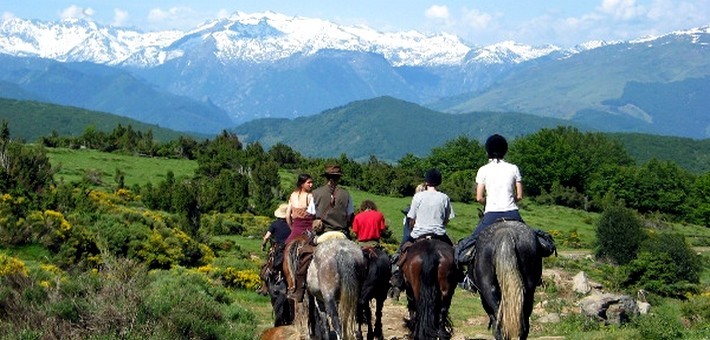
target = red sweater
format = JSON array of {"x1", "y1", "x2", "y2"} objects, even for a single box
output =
[{"x1": 352, "y1": 209, "x2": 386, "y2": 242}]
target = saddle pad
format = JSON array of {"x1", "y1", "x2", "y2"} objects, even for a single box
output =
[{"x1": 315, "y1": 231, "x2": 347, "y2": 244}]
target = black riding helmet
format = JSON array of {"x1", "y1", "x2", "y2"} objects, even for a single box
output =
[
  {"x1": 485, "y1": 134, "x2": 508, "y2": 159},
  {"x1": 424, "y1": 168, "x2": 442, "y2": 187}
]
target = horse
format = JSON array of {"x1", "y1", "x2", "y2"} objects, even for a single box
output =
[
  {"x1": 468, "y1": 220, "x2": 542, "y2": 340},
  {"x1": 306, "y1": 238, "x2": 366, "y2": 340},
  {"x1": 282, "y1": 233, "x2": 312, "y2": 332},
  {"x1": 259, "y1": 241, "x2": 293, "y2": 327},
  {"x1": 401, "y1": 238, "x2": 458, "y2": 340},
  {"x1": 357, "y1": 246, "x2": 391, "y2": 340}
]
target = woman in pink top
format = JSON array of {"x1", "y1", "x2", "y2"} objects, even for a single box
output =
[{"x1": 285, "y1": 174, "x2": 315, "y2": 243}]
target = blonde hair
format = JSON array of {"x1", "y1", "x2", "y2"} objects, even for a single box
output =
[{"x1": 415, "y1": 182, "x2": 427, "y2": 193}]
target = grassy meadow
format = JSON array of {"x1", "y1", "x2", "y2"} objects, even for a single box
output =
[{"x1": 6, "y1": 148, "x2": 708, "y2": 339}]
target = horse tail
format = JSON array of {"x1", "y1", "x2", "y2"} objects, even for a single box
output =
[
  {"x1": 283, "y1": 239, "x2": 301, "y2": 294},
  {"x1": 337, "y1": 248, "x2": 362, "y2": 340},
  {"x1": 415, "y1": 245, "x2": 441, "y2": 339},
  {"x1": 495, "y1": 235, "x2": 524, "y2": 339}
]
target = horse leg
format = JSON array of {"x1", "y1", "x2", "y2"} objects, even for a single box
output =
[
  {"x1": 373, "y1": 297, "x2": 384, "y2": 340},
  {"x1": 325, "y1": 298, "x2": 342, "y2": 340}
]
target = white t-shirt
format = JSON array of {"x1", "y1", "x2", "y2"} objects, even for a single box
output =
[{"x1": 475, "y1": 159, "x2": 522, "y2": 213}]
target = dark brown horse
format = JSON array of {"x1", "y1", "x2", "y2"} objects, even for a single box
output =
[
  {"x1": 469, "y1": 220, "x2": 542, "y2": 340},
  {"x1": 401, "y1": 239, "x2": 458, "y2": 340},
  {"x1": 357, "y1": 246, "x2": 391, "y2": 340},
  {"x1": 259, "y1": 241, "x2": 293, "y2": 327}
]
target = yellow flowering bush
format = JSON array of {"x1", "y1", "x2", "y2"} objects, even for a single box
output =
[
  {"x1": 0, "y1": 254, "x2": 28, "y2": 277},
  {"x1": 26, "y1": 210, "x2": 72, "y2": 251},
  {"x1": 221, "y1": 267, "x2": 261, "y2": 290}
]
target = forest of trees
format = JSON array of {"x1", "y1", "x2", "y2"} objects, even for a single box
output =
[{"x1": 25, "y1": 123, "x2": 710, "y2": 228}]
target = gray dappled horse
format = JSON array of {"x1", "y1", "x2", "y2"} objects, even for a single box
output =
[
  {"x1": 307, "y1": 238, "x2": 366, "y2": 340},
  {"x1": 470, "y1": 220, "x2": 542, "y2": 340}
]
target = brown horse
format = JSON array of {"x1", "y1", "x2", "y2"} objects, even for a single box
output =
[
  {"x1": 282, "y1": 233, "x2": 312, "y2": 333},
  {"x1": 401, "y1": 238, "x2": 458, "y2": 340},
  {"x1": 357, "y1": 246, "x2": 391, "y2": 340}
]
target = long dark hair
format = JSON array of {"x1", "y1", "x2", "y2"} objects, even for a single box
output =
[{"x1": 295, "y1": 173, "x2": 312, "y2": 191}]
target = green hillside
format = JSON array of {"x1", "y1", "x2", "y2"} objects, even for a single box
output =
[
  {"x1": 234, "y1": 96, "x2": 581, "y2": 162},
  {"x1": 235, "y1": 96, "x2": 709, "y2": 173},
  {"x1": 0, "y1": 97, "x2": 202, "y2": 142},
  {"x1": 442, "y1": 39, "x2": 710, "y2": 139},
  {"x1": 606, "y1": 133, "x2": 710, "y2": 173}
]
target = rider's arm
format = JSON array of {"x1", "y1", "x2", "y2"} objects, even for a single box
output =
[
  {"x1": 476, "y1": 182, "x2": 486, "y2": 205},
  {"x1": 515, "y1": 181, "x2": 523, "y2": 202}
]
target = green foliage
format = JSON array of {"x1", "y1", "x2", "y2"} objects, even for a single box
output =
[
  {"x1": 509, "y1": 126, "x2": 633, "y2": 198},
  {"x1": 594, "y1": 205, "x2": 644, "y2": 265},
  {"x1": 680, "y1": 294, "x2": 710, "y2": 328},
  {"x1": 633, "y1": 303, "x2": 686, "y2": 340},
  {"x1": 0, "y1": 98, "x2": 194, "y2": 144},
  {"x1": 142, "y1": 268, "x2": 248, "y2": 339},
  {"x1": 687, "y1": 172, "x2": 710, "y2": 227},
  {"x1": 623, "y1": 232, "x2": 702, "y2": 297}
]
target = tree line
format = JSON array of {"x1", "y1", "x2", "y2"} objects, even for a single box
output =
[{"x1": 3, "y1": 122, "x2": 706, "y2": 229}]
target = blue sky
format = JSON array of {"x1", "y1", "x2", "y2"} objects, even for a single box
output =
[{"x1": 1, "y1": 0, "x2": 708, "y2": 47}]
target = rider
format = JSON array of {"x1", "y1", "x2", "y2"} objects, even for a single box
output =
[
  {"x1": 389, "y1": 168, "x2": 455, "y2": 299},
  {"x1": 259, "y1": 203, "x2": 291, "y2": 291},
  {"x1": 459, "y1": 134, "x2": 524, "y2": 290},
  {"x1": 352, "y1": 199, "x2": 386, "y2": 247},
  {"x1": 473, "y1": 134, "x2": 524, "y2": 241},
  {"x1": 289, "y1": 164, "x2": 355, "y2": 302}
]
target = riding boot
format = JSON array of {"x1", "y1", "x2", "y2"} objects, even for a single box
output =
[
  {"x1": 289, "y1": 251, "x2": 312, "y2": 302},
  {"x1": 388, "y1": 265, "x2": 403, "y2": 300}
]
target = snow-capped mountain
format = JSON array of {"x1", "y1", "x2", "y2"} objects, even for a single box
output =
[
  {"x1": 0, "y1": 12, "x2": 708, "y2": 138},
  {"x1": 0, "y1": 12, "x2": 558, "y2": 68}
]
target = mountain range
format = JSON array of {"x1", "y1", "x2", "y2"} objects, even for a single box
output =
[{"x1": 0, "y1": 12, "x2": 708, "y2": 139}]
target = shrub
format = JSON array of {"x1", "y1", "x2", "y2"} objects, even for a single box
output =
[
  {"x1": 221, "y1": 267, "x2": 261, "y2": 290},
  {"x1": 594, "y1": 205, "x2": 644, "y2": 265},
  {"x1": 633, "y1": 303, "x2": 685, "y2": 340},
  {"x1": 623, "y1": 232, "x2": 702, "y2": 297},
  {"x1": 141, "y1": 268, "x2": 246, "y2": 339},
  {"x1": 0, "y1": 254, "x2": 28, "y2": 277},
  {"x1": 680, "y1": 294, "x2": 710, "y2": 328}
]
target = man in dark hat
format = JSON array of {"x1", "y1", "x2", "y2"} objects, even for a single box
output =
[{"x1": 311, "y1": 164, "x2": 354, "y2": 236}]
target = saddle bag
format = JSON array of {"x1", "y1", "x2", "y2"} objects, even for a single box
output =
[
  {"x1": 534, "y1": 228, "x2": 557, "y2": 257},
  {"x1": 454, "y1": 233, "x2": 477, "y2": 265}
]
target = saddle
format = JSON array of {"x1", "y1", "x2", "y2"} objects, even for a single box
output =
[{"x1": 397, "y1": 233, "x2": 451, "y2": 267}]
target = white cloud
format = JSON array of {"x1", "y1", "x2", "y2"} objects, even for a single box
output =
[
  {"x1": 598, "y1": 0, "x2": 645, "y2": 20},
  {"x1": 113, "y1": 9, "x2": 129, "y2": 26},
  {"x1": 2, "y1": 12, "x2": 16, "y2": 20},
  {"x1": 425, "y1": 5, "x2": 450, "y2": 20},
  {"x1": 147, "y1": 7, "x2": 199, "y2": 30},
  {"x1": 461, "y1": 8, "x2": 493, "y2": 30},
  {"x1": 59, "y1": 5, "x2": 95, "y2": 20}
]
